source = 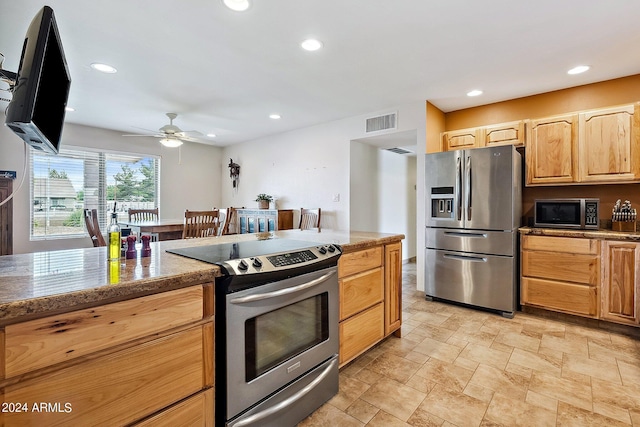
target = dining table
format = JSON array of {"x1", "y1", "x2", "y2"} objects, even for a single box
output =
[{"x1": 118, "y1": 218, "x2": 184, "y2": 241}]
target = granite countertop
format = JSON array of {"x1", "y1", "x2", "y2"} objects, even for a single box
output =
[
  {"x1": 0, "y1": 230, "x2": 404, "y2": 325},
  {"x1": 519, "y1": 226, "x2": 640, "y2": 242}
]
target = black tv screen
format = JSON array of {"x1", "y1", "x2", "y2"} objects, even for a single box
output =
[{"x1": 5, "y1": 6, "x2": 71, "y2": 155}]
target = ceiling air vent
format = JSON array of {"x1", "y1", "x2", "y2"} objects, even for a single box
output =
[
  {"x1": 365, "y1": 112, "x2": 397, "y2": 133},
  {"x1": 386, "y1": 147, "x2": 412, "y2": 155}
]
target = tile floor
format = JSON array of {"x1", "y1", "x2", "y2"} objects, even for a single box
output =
[{"x1": 299, "y1": 262, "x2": 640, "y2": 427}]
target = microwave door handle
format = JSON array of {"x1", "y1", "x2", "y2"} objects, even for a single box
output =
[
  {"x1": 466, "y1": 156, "x2": 472, "y2": 220},
  {"x1": 230, "y1": 270, "x2": 336, "y2": 304},
  {"x1": 456, "y1": 156, "x2": 462, "y2": 221},
  {"x1": 233, "y1": 357, "x2": 338, "y2": 427}
]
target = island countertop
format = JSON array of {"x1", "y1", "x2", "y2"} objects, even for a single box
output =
[{"x1": 0, "y1": 230, "x2": 404, "y2": 325}]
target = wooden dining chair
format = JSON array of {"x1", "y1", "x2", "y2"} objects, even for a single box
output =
[
  {"x1": 84, "y1": 209, "x2": 107, "y2": 247},
  {"x1": 128, "y1": 208, "x2": 159, "y2": 221},
  {"x1": 220, "y1": 207, "x2": 241, "y2": 235},
  {"x1": 128, "y1": 208, "x2": 159, "y2": 241},
  {"x1": 182, "y1": 209, "x2": 220, "y2": 239},
  {"x1": 299, "y1": 208, "x2": 321, "y2": 232}
]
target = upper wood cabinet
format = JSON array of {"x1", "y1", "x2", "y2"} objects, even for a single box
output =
[
  {"x1": 578, "y1": 104, "x2": 640, "y2": 183},
  {"x1": 442, "y1": 120, "x2": 526, "y2": 152},
  {"x1": 442, "y1": 127, "x2": 482, "y2": 151},
  {"x1": 482, "y1": 120, "x2": 526, "y2": 147},
  {"x1": 525, "y1": 113, "x2": 577, "y2": 185},
  {"x1": 601, "y1": 241, "x2": 640, "y2": 326}
]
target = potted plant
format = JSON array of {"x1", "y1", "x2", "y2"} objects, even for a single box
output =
[{"x1": 255, "y1": 193, "x2": 273, "y2": 209}]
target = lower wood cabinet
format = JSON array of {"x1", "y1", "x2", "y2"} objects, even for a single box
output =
[
  {"x1": 521, "y1": 235, "x2": 600, "y2": 318},
  {"x1": 338, "y1": 241, "x2": 402, "y2": 366},
  {"x1": 521, "y1": 233, "x2": 640, "y2": 328},
  {"x1": 601, "y1": 241, "x2": 640, "y2": 325},
  {"x1": 1, "y1": 325, "x2": 212, "y2": 426},
  {"x1": 0, "y1": 284, "x2": 214, "y2": 426}
]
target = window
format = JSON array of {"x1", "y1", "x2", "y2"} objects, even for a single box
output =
[{"x1": 30, "y1": 147, "x2": 160, "y2": 239}]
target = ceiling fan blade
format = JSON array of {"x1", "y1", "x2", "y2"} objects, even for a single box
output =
[
  {"x1": 122, "y1": 134, "x2": 163, "y2": 138},
  {"x1": 178, "y1": 130, "x2": 204, "y2": 136}
]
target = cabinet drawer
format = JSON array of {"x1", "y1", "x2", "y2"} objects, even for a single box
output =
[
  {"x1": 522, "y1": 250, "x2": 599, "y2": 285},
  {"x1": 339, "y1": 303, "x2": 384, "y2": 365},
  {"x1": 2, "y1": 326, "x2": 208, "y2": 426},
  {"x1": 522, "y1": 235, "x2": 598, "y2": 255},
  {"x1": 338, "y1": 246, "x2": 383, "y2": 277},
  {"x1": 4, "y1": 286, "x2": 204, "y2": 378},
  {"x1": 521, "y1": 277, "x2": 598, "y2": 317},
  {"x1": 135, "y1": 388, "x2": 214, "y2": 426},
  {"x1": 340, "y1": 267, "x2": 384, "y2": 320}
]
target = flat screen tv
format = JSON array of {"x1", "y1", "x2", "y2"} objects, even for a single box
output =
[{"x1": 5, "y1": 6, "x2": 71, "y2": 155}]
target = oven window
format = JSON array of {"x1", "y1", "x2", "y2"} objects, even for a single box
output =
[
  {"x1": 536, "y1": 202, "x2": 580, "y2": 225},
  {"x1": 245, "y1": 293, "x2": 329, "y2": 381}
]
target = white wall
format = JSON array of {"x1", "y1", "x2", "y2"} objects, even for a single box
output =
[
  {"x1": 349, "y1": 141, "x2": 417, "y2": 260},
  {"x1": 221, "y1": 102, "x2": 425, "y2": 261},
  {"x1": 0, "y1": 122, "x2": 222, "y2": 253}
]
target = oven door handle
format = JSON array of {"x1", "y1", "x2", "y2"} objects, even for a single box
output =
[
  {"x1": 230, "y1": 270, "x2": 336, "y2": 304},
  {"x1": 233, "y1": 357, "x2": 337, "y2": 427}
]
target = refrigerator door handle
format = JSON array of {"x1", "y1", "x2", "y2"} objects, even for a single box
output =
[
  {"x1": 443, "y1": 253, "x2": 487, "y2": 263},
  {"x1": 444, "y1": 231, "x2": 488, "y2": 238},
  {"x1": 456, "y1": 156, "x2": 462, "y2": 221},
  {"x1": 466, "y1": 156, "x2": 472, "y2": 220}
]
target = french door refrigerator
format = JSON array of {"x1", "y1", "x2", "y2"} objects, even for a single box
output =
[{"x1": 425, "y1": 145, "x2": 521, "y2": 317}]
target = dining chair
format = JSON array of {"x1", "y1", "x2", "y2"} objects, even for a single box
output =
[
  {"x1": 182, "y1": 209, "x2": 220, "y2": 239},
  {"x1": 128, "y1": 208, "x2": 159, "y2": 221},
  {"x1": 299, "y1": 208, "x2": 321, "y2": 232},
  {"x1": 84, "y1": 209, "x2": 107, "y2": 247},
  {"x1": 128, "y1": 208, "x2": 159, "y2": 241},
  {"x1": 220, "y1": 207, "x2": 242, "y2": 235}
]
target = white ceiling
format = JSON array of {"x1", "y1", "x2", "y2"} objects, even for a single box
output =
[{"x1": 1, "y1": 1, "x2": 639, "y2": 147}]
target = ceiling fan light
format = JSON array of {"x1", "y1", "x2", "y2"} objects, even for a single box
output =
[
  {"x1": 159, "y1": 138, "x2": 183, "y2": 148},
  {"x1": 223, "y1": 0, "x2": 250, "y2": 11}
]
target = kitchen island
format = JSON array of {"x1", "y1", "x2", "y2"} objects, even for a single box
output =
[{"x1": 0, "y1": 229, "x2": 403, "y2": 426}]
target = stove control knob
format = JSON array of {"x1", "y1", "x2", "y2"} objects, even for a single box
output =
[
  {"x1": 318, "y1": 246, "x2": 327, "y2": 255},
  {"x1": 252, "y1": 258, "x2": 263, "y2": 268},
  {"x1": 327, "y1": 245, "x2": 336, "y2": 253},
  {"x1": 238, "y1": 259, "x2": 249, "y2": 271}
]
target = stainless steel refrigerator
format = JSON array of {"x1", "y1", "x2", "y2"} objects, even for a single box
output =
[{"x1": 425, "y1": 145, "x2": 522, "y2": 317}]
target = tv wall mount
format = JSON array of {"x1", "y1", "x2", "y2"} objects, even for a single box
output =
[{"x1": 0, "y1": 52, "x2": 17, "y2": 99}]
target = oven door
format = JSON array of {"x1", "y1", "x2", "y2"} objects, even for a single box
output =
[{"x1": 224, "y1": 266, "x2": 339, "y2": 422}]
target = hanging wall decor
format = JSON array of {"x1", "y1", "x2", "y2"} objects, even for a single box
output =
[{"x1": 228, "y1": 158, "x2": 240, "y2": 191}]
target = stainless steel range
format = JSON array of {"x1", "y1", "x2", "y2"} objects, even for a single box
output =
[{"x1": 167, "y1": 239, "x2": 341, "y2": 427}]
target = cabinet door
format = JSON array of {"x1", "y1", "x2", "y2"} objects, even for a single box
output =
[
  {"x1": 526, "y1": 114, "x2": 577, "y2": 185},
  {"x1": 442, "y1": 128, "x2": 482, "y2": 151},
  {"x1": 339, "y1": 303, "x2": 384, "y2": 365},
  {"x1": 578, "y1": 104, "x2": 640, "y2": 183},
  {"x1": 601, "y1": 241, "x2": 640, "y2": 325},
  {"x1": 384, "y1": 242, "x2": 402, "y2": 336},
  {"x1": 483, "y1": 120, "x2": 526, "y2": 147}
]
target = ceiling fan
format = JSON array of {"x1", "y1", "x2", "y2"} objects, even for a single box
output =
[{"x1": 122, "y1": 113, "x2": 203, "y2": 147}]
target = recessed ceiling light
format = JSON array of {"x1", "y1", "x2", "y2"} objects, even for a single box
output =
[
  {"x1": 301, "y1": 39, "x2": 323, "y2": 51},
  {"x1": 65, "y1": 106, "x2": 75, "y2": 112},
  {"x1": 90, "y1": 63, "x2": 117, "y2": 74},
  {"x1": 467, "y1": 89, "x2": 483, "y2": 97},
  {"x1": 223, "y1": 0, "x2": 250, "y2": 11},
  {"x1": 207, "y1": 133, "x2": 217, "y2": 138},
  {"x1": 567, "y1": 65, "x2": 590, "y2": 75},
  {"x1": 269, "y1": 114, "x2": 281, "y2": 120}
]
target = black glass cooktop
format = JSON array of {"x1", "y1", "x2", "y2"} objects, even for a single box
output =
[{"x1": 166, "y1": 239, "x2": 321, "y2": 264}]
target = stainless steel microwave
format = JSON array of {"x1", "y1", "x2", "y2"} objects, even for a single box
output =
[{"x1": 534, "y1": 198, "x2": 599, "y2": 229}]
